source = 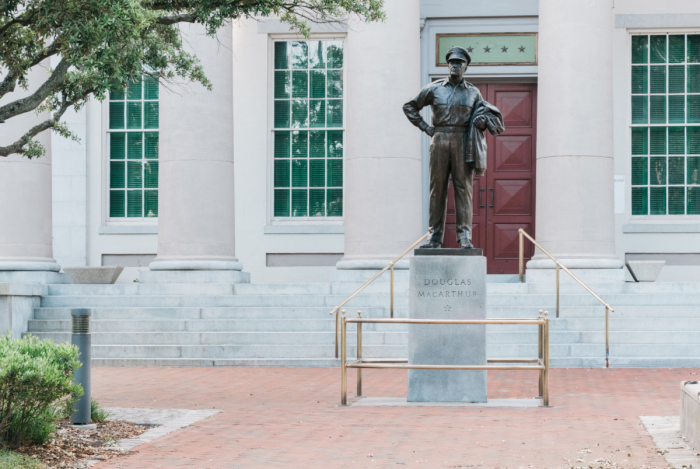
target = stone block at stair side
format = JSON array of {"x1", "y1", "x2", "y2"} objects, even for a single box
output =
[
  {"x1": 626, "y1": 261, "x2": 665, "y2": 282},
  {"x1": 408, "y1": 255, "x2": 487, "y2": 402},
  {"x1": 64, "y1": 267, "x2": 124, "y2": 284},
  {"x1": 681, "y1": 380, "x2": 700, "y2": 452}
]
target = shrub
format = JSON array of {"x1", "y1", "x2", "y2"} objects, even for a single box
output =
[
  {"x1": 90, "y1": 399, "x2": 110, "y2": 424},
  {"x1": 0, "y1": 334, "x2": 82, "y2": 449}
]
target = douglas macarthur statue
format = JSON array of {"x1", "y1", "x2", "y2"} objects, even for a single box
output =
[{"x1": 403, "y1": 46, "x2": 505, "y2": 249}]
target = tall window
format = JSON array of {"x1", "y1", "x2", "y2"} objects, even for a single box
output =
[
  {"x1": 631, "y1": 34, "x2": 700, "y2": 215},
  {"x1": 273, "y1": 40, "x2": 344, "y2": 218},
  {"x1": 108, "y1": 76, "x2": 159, "y2": 219}
]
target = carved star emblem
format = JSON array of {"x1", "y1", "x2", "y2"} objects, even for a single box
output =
[
  {"x1": 518, "y1": 46, "x2": 526, "y2": 53},
  {"x1": 501, "y1": 46, "x2": 508, "y2": 53},
  {"x1": 467, "y1": 46, "x2": 474, "y2": 53},
  {"x1": 483, "y1": 46, "x2": 491, "y2": 53},
  {"x1": 444, "y1": 305, "x2": 451, "y2": 312}
]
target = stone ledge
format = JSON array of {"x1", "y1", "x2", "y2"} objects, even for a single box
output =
[
  {"x1": 98, "y1": 225, "x2": 158, "y2": 235},
  {"x1": 622, "y1": 223, "x2": 700, "y2": 233},
  {"x1": 264, "y1": 225, "x2": 344, "y2": 234},
  {"x1": 0, "y1": 283, "x2": 47, "y2": 297}
]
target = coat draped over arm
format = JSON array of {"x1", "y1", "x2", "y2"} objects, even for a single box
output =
[{"x1": 466, "y1": 101, "x2": 505, "y2": 175}]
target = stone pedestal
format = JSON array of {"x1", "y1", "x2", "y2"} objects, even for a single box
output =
[
  {"x1": 681, "y1": 380, "x2": 700, "y2": 452},
  {"x1": 408, "y1": 250, "x2": 487, "y2": 402}
]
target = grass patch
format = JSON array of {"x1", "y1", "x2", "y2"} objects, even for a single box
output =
[
  {"x1": 91, "y1": 399, "x2": 111, "y2": 423},
  {"x1": 0, "y1": 449, "x2": 44, "y2": 469}
]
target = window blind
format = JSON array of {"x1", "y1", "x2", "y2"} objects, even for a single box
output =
[
  {"x1": 631, "y1": 34, "x2": 700, "y2": 215},
  {"x1": 108, "y1": 76, "x2": 159, "y2": 218},
  {"x1": 273, "y1": 40, "x2": 344, "y2": 218}
]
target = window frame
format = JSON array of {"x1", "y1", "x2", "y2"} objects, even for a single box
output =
[
  {"x1": 102, "y1": 78, "x2": 160, "y2": 226},
  {"x1": 627, "y1": 29, "x2": 700, "y2": 221},
  {"x1": 267, "y1": 33, "x2": 347, "y2": 226}
]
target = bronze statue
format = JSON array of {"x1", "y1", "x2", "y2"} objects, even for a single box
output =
[{"x1": 403, "y1": 46, "x2": 504, "y2": 249}]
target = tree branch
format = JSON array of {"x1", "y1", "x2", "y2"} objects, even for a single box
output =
[
  {"x1": 0, "y1": 96, "x2": 76, "y2": 157},
  {"x1": 0, "y1": 58, "x2": 70, "y2": 124},
  {"x1": 0, "y1": 42, "x2": 61, "y2": 101},
  {"x1": 155, "y1": 13, "x2": 198, "y2": 25}
]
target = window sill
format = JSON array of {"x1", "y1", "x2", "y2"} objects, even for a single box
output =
[
  {"x1": 98, "y1": 226, "x2": 158, "y2": 235},
  {"x1": 264, "y1": 225, "x2": 344, "y2": 234},
  {"x1": 622, "y1": 223, "x2": 700, "y2": 233}
]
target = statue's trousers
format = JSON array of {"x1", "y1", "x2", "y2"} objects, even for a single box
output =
[{"x1": 428, "y1": 127, "x2": 474, "y2": 245}]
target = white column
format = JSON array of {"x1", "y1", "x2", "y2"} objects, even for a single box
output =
[
  {"x1": 147, "y1": 24, "x2": 247, "y2": 282},
  {"x1": 529, "y1": 0, "x2": 622, "y2": 272},
  {"x1": 336, "y1": 0, "x2": 423, "y2": 271},
  {"x1": 0, "y1": 66, "x2": 61, "y2": 278}
]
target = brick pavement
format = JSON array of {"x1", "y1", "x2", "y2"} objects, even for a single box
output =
[{"x1": 90, "y1": 367, "x2": 698, "y2": 469}]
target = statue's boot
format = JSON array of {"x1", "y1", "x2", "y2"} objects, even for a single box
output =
[
  {"x1": 420, "y1": 241, "x2": 441, "y2": 249},
  {"x1": 459, "y1": 240, "x2": 474, "y2": 249}
]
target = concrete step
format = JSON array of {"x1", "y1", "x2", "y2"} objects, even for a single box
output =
[
  {"x1": 47, "y1": 284, "x2": 235, "y2": 296},
  {"x1": 39, "y1": 294, "x2": 408, "y2": 308},
  {"x1": 91, "y1": 358, "x2": 340, "y2": 367},
  {"x1": 87, "y1": 344, "x2": 405, "y2": 359},
  {"x1": 233, "y1": 284, "x2": 331, "y2": 295},
  {"x1": 24, "y1": 331, "x2": 408, "y2": 346}
]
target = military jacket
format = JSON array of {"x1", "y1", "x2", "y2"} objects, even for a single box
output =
[{"x1": 402, "y1": 78, "x2": 482, "y2": 131}]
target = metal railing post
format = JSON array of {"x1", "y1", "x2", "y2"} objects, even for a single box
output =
[
  {"x1": 390, "y1": 262, "x2": 394, "y2": 319},
  {"x1": 334, "y1": 308, "x2": 339, "y2": 359},
  {"x1": 556, "y1": 264, "x2": 560, "y2": 318},
  {"x1": 341, "y1": 311, "x2": 347, "y2": 406},
  {"x1": 543, "y1": 311, "x2": 550, "y2": 407},
  {"x1": 519, "y1": 230, "x2": 524, "y2": 283},
  {"x1": 605, "y1": 306, "x2": 610, "y2": 369},
  {"x1": 538, "y1": 310, "x2": 543, "y2": 398},
  {"x1": 357, "y1": 310, "x2": 362, "y2": 397}
]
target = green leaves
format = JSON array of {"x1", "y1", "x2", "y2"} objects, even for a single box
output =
[
  {"x1": 0, "y1": 0, "x2": 384, "y2": 157},
  {"x1": 0, "y1": 334, "x2": 82, "y2": 448}
]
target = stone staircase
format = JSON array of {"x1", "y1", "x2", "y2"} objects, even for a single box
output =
[{"x1": 24, "y1": 279, "x2": 700, "y2": 368}]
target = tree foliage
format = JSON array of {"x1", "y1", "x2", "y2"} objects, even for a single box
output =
[{"x1": 0, "y1": 0, "x2": 385, "y2": 158}]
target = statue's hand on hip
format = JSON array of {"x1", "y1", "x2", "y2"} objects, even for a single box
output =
[{"x1": 425, "y1": 126, "x2": 435, "y2": 137}]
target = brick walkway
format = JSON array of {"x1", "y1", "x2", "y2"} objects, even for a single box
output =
[{"x1": 91, "y1": 367, "x2": 697, "y2": 468}]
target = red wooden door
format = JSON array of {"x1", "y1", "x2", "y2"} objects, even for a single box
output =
[{"x1": 444, "y1": 83, "x2": 537, "y2": 274}]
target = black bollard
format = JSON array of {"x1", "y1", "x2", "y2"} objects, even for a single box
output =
[{"x1": 71, "y1": 308, "x2": 91, "y2": 425}]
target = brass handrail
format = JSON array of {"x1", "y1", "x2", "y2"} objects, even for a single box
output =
[
  {"x1": 330, "y1": 232, "x2": 430, "y2": 358},
  {"x1": 340, "y1": 309, "x2": 551, "y2": 406},
  {"x1": 518, "y1": 228, "x2": 615, "y2": 368}
]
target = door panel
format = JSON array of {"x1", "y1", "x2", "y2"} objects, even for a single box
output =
[
  {"x1": 493, "y1": 223, "x2": 532, "y2": 259},
  {"x1": 493, "y1": 180, "x2": 532, "y2": 215},
  {"x1": 486, "y1": 84, "x2": 537, "y2": 274},
  {"x1": 442, "y1": 83, "x2": 537, "y2": 274},
  {"x1": 494, "y1": 135, "x2": 533, "y2": 172}
]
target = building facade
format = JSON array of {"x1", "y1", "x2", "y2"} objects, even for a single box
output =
[{"x1": 3, "y1": 0, "x2": 700, "y2": 284}]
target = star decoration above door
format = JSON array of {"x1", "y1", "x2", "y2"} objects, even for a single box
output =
[{"x1": 437, "y1": 33, "x2": 537, "y2": 66}]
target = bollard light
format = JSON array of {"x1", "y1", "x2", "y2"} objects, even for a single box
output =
[{"x1": 71, "y1": 308, "x2": 92, "y2": 426}]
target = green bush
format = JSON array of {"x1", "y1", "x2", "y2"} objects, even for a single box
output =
[
  {"x1": 0, "y1": 335, "x2": 82, "y2": 449},
  {"x1": 0, "y1": 449, "x2": 44, "y2": 469},
  {"x1": 90, "y1": 399, "x2": 110, "y2": 424}
]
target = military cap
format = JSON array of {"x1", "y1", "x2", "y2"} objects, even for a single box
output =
[{"x1": 446, "y1": 46, "x2": 471, "y2": 65}]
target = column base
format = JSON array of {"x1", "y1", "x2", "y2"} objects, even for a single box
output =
[
  {"x1": 0, "y1": 271, "x2": 69, "y2": 284},
  {"x1": 0, "y1": 261, "x2": 61, "y2": 272}
]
